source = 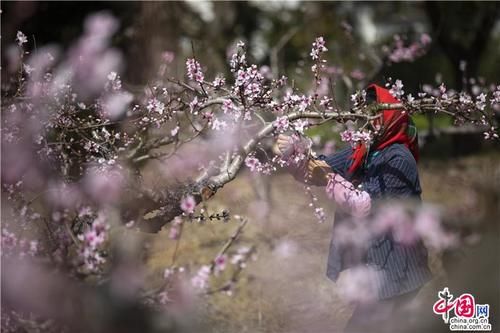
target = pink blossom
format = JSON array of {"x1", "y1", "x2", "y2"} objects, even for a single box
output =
[
  {"x1": 234, "y1": 65, "x2": 264, "y2": 100},
  {"x1": 83, "y1": 166, "x2": 125, "y2": 204},
  {"x1": 186, "y1": 58, "x2": 204, "y2": 83},
  {"x1": 293, "y1": 119, "x2": 309, "y2": 134},
  {"x1": 212, "y1": 76, "x2": 225, "y2": 88},
  {"x1": 161, "y1": 51, "x2": 175, "y2": 63},
  {"x1": 16, "y1": 31, "x2": 28, "y2": 46},
  {"x1": 314, "y1": 207, "x2": 326, "y2": 223},
  {"x1": 180, "y1": 195, "x2": 196, "y2": 214},
  {"x1": 171, "y1": 126, "x2": 180, "y2": 136},
  {"x1": 490, "y1": 85, "x2": 500, "y2": 106},
  {"x1": 189, "y1": 96, "x2": 200, "y2": 115},
  {"x1": 202, "y1": 111, "x2": 214, "y2": 123},
  {"x1": 23, "y1": 64, "x2": 35, "y2": 75},
  {"x1": 245, "y1": 155, "x2": 261, "y2": 172},
  {"x1": 229, "y1": 41, "x2": 247, "y2": 71},
  {"x1": 146, "y1": 98, "x2": 165, "y2": 115},
  {"x1": 105, "y1": 71, "x2": 122, "y2": 91},
  {"x1": 459, "y1": 92, "x2": 473, "y2": 105},
  {"x1": 169, "y1": 227, "x2": 179, "y2": 240},
  {"x1": 326, "y1": 65, "x2": 344, "y2": 76},
  {"x1": 191, "y1": 265, "x2": 211, "y2": 291},
  {"x1": 84, "y1": 11, "x2": 119, "y2": 39},
  {"x1": 350, "y1": 69, "x2": 365, "y2": 80},
  {"x1": 212, "y1": 118, "x2": 228, "y2": 131},
  {"x1": 340, "y1": 130, "x2": 353, "y2": 142},
  {"x1": 439, "y1": 83, "x2": 448, "y2": 100},
  {"x1": 47, "y1": 182, "x2": 83, "y2": 209},
  {"x1": 310, "y1": 36, "x2": 328, "y2": 60},
  {"x1": 77, "y1": 213, "x2": 109, "y2": 272},
  {"x1": 483, "y1": 127, "x2": 499, "y2": 140},
  {"x1": 350, "y1": 90, "x2": 367, "y2": 106},
  {"x1": 214, "y1": 254, "x2": 227, "y2": 273},
  {"x1": 420, "y1": 33, "x2": 432, "y2": 45},
  {"x1": 298, "y1": 95, "x2": 313, "y2": 112},
  {"x1": 77, "y1": 15, "x2": 121, "y2": 83},
  {"x1": 29, "y1": 240, "x2": 38, "y2": 256},
  {"x1": 277, "y1": 75, "x2": 287, "y2": 86},
  {"x1": 102, "y1": 91, "x2": 133, "y2": 120},
  {"x1": 387, "y1": 34, "x2": 431, "y2": 63},
  {"x1": 230, "y1": 247, "x2": 250, "y2": 267},
  {"x1": 471, "y1": 85, "x2": 481, "y2": 96},
  {"x1": 273, "y1": 116, "x2": 290, "y2": 133},
  {"x1": 54, "y1": 12, "x2": 122, "y2": 100},
  {"x1": 371, "y1": 204, "x2": 408, "y2": 236},
  {"x1": 344, "y1": 129, "x2": 372, "y2": 146},
  {"x1": 322, "y1": 140, "x2": 336, "y2": 155},
  {"x1": 476, "y1": 93, "x2": 487, "y2": 111},
  {"x1": 320, "y1": 96, "x2": 333, "y2": 108},
  {"x1": 389, "y1": 79, "x2": 404, "y2": 99},
  {"x1": 273, "y1": 240, "x2": 298, "y2": 258},
  {"x1": 336, "y1": 266, "x2": 381, "y2": 304},
  {"x1": 157, "y1": 291, "x2": 170, "y2": 305},
  {"x1": 414, "y1": 206, "x2": 458, "y2": 250},
  {"x1": 2, "y1": 229, "x2": 18, "y2": 249},
  {"x1": 163, "y1": 268, "x2": 174, "y2": 280},
  {"x1": 257, "y1": 65, "x2": 271, "y2": 79},
  {"x1": 222, "y1": 99, "x2": 235, "y2": 114}
]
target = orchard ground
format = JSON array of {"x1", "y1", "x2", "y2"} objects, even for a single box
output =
[{"x1": 145, "y1": 151, "x2": 500, "y2": 333}]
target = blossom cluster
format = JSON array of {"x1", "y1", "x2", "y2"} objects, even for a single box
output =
[
  {"x1": 388, "y1": 79, "x2": 405, "y2": 99},
  {"x1": 234, "y1": 64, "x2": 266, "y2": 102},
  {"x1": 229, "y1": 41, "x2": 247, "y2": 72},
  {"x1": 77, "y1": 214, "x2": 109, "y2": 272},
  {"x1": 310, "y1": 36, "x2": 328, "y2": 83},
  {"x1": 189, "y1": 246, "x2": 254, "y2": 294},
  {"x1": 282, "y1": 92, "x2": 313, "y2": 113},
  {"x1": 186, "y1": 58, "x2": 204, "y2": 83},
  {"x1": 273, "y1": 116, "x2": 290, "y2": 133},
  {"x1": 385, "y1": 33, "x2": 432, "y2": 63},
  {"x1": 340, "y1": 129, "x2": 373, "y2": 147},
  {"x1": 244, "y1": 154, "x2": 275, "y2": 175},
  {"x1": 414, "y1": 81, "x2": 499, "y2": 137},
  {"x1": 1, "y1": 228, "x2": 39, "y2": 258},
  {"x1": 350, "y1": 89, "x2": 367, "y2": 107}
]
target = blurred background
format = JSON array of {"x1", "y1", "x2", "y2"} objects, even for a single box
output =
[
  {"x1": 3, "y1": 2, "x2": 500, "y2": 86},
  {"x1": 3, "y1": 1, "x2": 500, "y2": 154},
  {"x1": 2, "y1": 2, "x2": 500, "y2": 333}
]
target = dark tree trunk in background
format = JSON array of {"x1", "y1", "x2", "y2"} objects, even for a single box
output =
[
  {"x1": 424, "y1": 1, "x2": 499, "y2": 92},
  {"x1": 124, "y1": 2, "x2": 185, "y2": 84}
]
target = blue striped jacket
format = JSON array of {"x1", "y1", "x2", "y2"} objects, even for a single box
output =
[{"x1": 318, "y1": 143, "x2": 433, "y2": 300}]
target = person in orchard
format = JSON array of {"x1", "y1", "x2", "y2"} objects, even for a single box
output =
[{"x1": 274, "y1": 84, "x2": 433, "y2": 332}]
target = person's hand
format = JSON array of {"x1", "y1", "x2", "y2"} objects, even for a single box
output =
[
  {"x1": 273, "y1": 134, "x2": 294, "y2": 157},
  {"x1": 306, "y1": 159, "x2": 331, "y2": 185},
  {"x1": 273, "y1": 134, "x2": 312, "y2": 159}
]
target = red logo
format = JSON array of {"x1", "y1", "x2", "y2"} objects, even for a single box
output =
[{"x1": 432, "y1": 287, "x2": 492, "y2": 331}]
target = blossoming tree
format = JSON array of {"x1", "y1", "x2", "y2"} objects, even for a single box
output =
[{"x1": 2, "y1": 11, "x2": 499, "y2": 333}]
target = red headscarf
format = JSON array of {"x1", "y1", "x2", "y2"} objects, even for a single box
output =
[{"x1": 347, "y1": 84, "x2": 419, "y2": 175}]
